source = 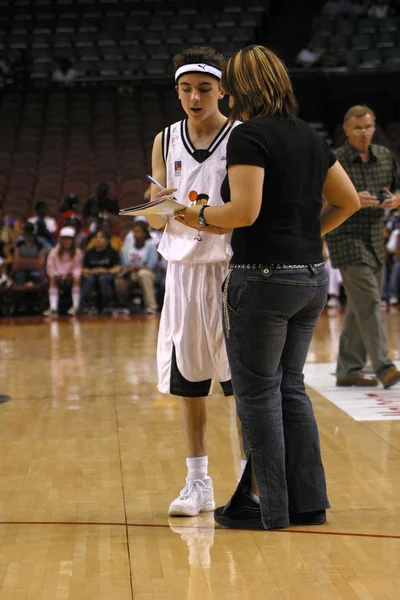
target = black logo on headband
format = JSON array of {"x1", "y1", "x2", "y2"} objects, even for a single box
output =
[{"x1": 197, "y1": 64, "x2": 206, "y2": 70}]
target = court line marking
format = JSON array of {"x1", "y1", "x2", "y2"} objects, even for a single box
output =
[
  {"x1": 113, "y1": 390, "x2": 134, "y2": 600},
  {"x1": 0, "y1": 521, "x2": 399, "y2": 540}
]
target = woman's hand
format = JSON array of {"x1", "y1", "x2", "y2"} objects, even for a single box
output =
[
  {"x1": 175, "y1": 206, "x2": 202, "y2": 229},
  {"x1": 175, "y1": 207, "x2": 231, "y2": 235}
]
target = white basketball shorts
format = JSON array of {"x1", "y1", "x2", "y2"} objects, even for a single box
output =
[{"x1": 157, "y1": 261, "x2": 233, "y2": 397}]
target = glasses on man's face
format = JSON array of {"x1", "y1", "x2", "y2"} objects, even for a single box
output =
[{"x1": 352, "y1": 125, "x2": 375, "y2": 135}]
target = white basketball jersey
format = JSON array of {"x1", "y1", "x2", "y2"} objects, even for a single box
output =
[{"x1": 157, "y1": 119, "x2": 240, "y2": 263}]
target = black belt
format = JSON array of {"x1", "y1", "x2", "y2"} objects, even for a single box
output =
[{"x1": 230, "y1": 262, "x2": 325, "y2": 273}]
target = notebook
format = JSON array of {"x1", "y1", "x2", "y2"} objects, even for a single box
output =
[{"x1": 119, "y1": 196, "x2": 186, "y2": 217}]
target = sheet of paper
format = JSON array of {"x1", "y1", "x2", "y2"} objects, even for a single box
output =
[{"x1": 119, "y1": 197, "x2": 186, "y2": 216}]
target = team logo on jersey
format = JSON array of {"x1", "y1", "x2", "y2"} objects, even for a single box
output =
[
  {"x1": 175, "y1": 161, "x2": 182, "y2": 177},
  {"x1": 188, "y1": 191, "x2": 209, "y2": 206}
]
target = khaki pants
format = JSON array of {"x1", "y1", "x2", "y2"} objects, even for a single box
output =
[
  {"x1": 337, "y1": 264, "x2": 395, "y2": 380},
  {"x1": 116, "y1": 269, "x2": 157, "y2": 312}
]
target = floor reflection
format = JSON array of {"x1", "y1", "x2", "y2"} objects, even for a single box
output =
[{"x1": 168, "y1": 513, "x2": 215, "y2": 568}]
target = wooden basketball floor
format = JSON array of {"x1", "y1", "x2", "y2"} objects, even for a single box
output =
[{"x1": 0, "y1": 309, "x2": 400, "y2": 600}]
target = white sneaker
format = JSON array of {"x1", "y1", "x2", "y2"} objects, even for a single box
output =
[
  {"x1": 389, "y1": 296, "x2": 399, "y2": 306},
  {"x1": 168, "y1": 476, "x2": 215, "y2": 517},
  {"x1": 67, "y1": 306, "x2": 77, "y2": 316},
  {"x1": 43, "y1": 308, "x2": 57, "y2": 317}
]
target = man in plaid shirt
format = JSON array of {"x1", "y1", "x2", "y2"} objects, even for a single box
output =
[{"x1": 325, "y1": 105, "x2": 400, "y2": 389}]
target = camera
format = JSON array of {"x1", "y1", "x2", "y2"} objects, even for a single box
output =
[{"x1": 377, "y1": 190, "x2": 391, "y2": 204}]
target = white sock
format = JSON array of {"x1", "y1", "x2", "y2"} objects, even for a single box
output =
[
  {"x1": 186, "y1": 456, "x2": 208, "y2": 480},
  {"x1": 250, "y1": 492, "x2": 260, "y2": 505},
  {"x1": 72, "y1": 286, "x2": 80, "y2": 309},
  {"x1": 49, "y1": 288, "x2": 58, "y2": 311}
]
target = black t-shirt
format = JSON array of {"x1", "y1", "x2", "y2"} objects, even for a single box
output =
[
  {"x1": 83, "y1": 246, "x2": 120, "y2": 270},
  {"x1": 221, "y1": 116, "x2": 337, "y2": 264}
]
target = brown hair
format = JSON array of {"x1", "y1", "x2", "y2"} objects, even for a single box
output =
[
  {"x1": 58, "y1": 237, "x2": 76, "y2": 259},
  {"x1": 222, "y1": 45, "x2": 298, "y2": 122},
  {"x1": 133, "y1": 220, "x2": 151, "y2": 241},
  {"x1": 344, "y1": 105, "x2": 376, "y2": 123},
  {"x1": 173, "y1": 46, "x2": 225, "y2": 74},
  {"x1": 96, "y1": 228, "x2": 111, "y2": 242}
]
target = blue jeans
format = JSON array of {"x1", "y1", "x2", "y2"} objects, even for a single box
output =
[
  {"x1": 14, "y1": 270, "x2": 43, "y2": 285},
  {"x1": 80, "y1": 274, "x2": 115, "y2": 310},
  {"x1": 224, "y1": 265, "x2": 330, "y2": 529}
]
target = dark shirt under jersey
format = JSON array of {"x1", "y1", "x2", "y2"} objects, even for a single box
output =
[
  {"x1": 83, "y1": 246, "x2": 120, "y2": 270},
  {"x1": 221, "y1": 116, "x2": 337, "y2": 265}
]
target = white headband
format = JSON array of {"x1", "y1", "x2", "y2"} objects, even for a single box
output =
[{"x1": 175, "y1": 63, "x2": 222, "y2": 82}]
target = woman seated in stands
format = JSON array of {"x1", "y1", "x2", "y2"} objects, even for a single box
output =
[
  {"x1": 79, "y1": 229, "x2": 121, "y2": 315},
  {"x1": 44, "y1": 226, "x2": 83, "y2": 316},
  {"x1": 64, "y1": 216, "x2": 87, "y2": 250},
  {"x1": 116, "y1": 220, "x2": 158, "y2": 314},
  {"x1": 86, "y1": 218, "x2": 123, "y2": 253},
  {"x1": 0, "y1": 215, "x2": 22, "y2": 258},
  {"x1": 12, "y1": 222, "x2": 45, "y2": 285}
]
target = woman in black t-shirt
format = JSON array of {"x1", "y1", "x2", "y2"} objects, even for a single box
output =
[
  {"x1": 80, "y1": 229, "x2": 121, "y2": 314},
  {"x1": 176, "y1": 45, "x2": 360, "y2": 530}
]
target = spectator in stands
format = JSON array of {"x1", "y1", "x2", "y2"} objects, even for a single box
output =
[
  {"x1": 0, "y1": 208, "x2": 12, "y2": 285},
  {"x1": 83, "y1": 184, "x2": 119, "y2": 228},
  {"x1": 52, "y1": 58, "x2": 77, "y2": 86},
  {"x1": 296, "y1": 44, "x2": 323, "y2": 68},
  {"x1": 44, "y1": 226, "x2": 83, "y2": 316},
  {"x1": 116, "y1": 220, "x2": 158, "y2": 314},
  {"x1": 387, "y1": 211, "x2": 400, "y2": 305},
  {"x1": 325, "y1": 105, "x2": 400, "y2": 389},
  {"x1": 86, "y1": 218, "x2": 123, "y2": 253},
  {"x1": 0, "y1": 215, "x2": 20, "y2": 256},
  {"x1": 0, "y1": 207, "x2": 10, "y2": 253},
  {"x1": 368, "y1": 0, "x2": 390, "y2": 19},
  {"x1": 135, "y1": 216, "x2": 163, "y2": 247},
  {"x1": 28, "y1": 201, "x2": 57, "y2": 251},
  {"x1": 56, "y1": 194, "x2": 81, "y2": 236},
  {"x1": 0, "y1": 238, "x2": 10, "y2": 286},
  {"x1": 64, "y1": 216, "x2": 87, "y2": 250},
  {"x1": 79, "y1": 229, "x2": 121, "y2": 315},
  {"x1": 12, "y1": 222, "x2": 45, "y2": 285}
]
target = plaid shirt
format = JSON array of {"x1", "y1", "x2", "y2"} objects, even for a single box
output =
[{"x1": 325, "y1": 141, "x2": 400, "y2": 268}]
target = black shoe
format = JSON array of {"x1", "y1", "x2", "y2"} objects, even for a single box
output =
[
  {"x1": 214, "y1": 490, "x2": 264, "y2": 530},
  {"x1": 289, "y1": 510, "x2": 326, "y2": 526}
]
